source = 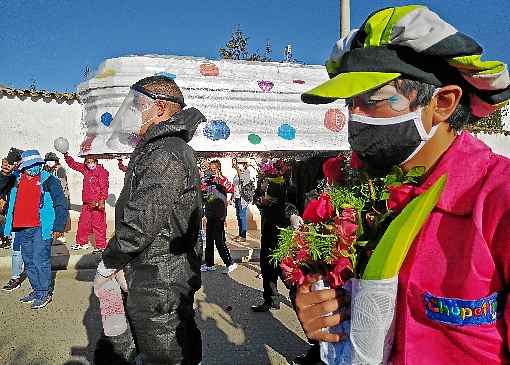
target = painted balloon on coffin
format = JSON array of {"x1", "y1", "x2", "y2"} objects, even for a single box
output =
[
  {"x1": 203, "y1": 120, "x2": 231, "y2": 141},
  {"x1": 101, "y1": 112, "x2": 113, "y2": 127},
  {"x1": 324, "y1": 109, "x2": 346, "y2": 132},
  {"x1": 278, "y1": 123, "x2": 296, "y2": 140},
  {"x1": 257, "y1": 80, "x2": 274, "y2": 92},
  {"x1": 200, "y1": 63, "x2": 220, "y2": 77}
]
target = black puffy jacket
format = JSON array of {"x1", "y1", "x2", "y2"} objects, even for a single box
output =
[{"x1": 102, "y1": 107, "x2": 205, "y2": 365}]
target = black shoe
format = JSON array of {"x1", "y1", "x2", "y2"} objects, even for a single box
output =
[
  {"x1": 2, "y1": 277, "x2": 23, "y2": 291},
  {"x1": 0, "y1": 238, "x2": 10, "y2": 249},
  {"x1": 251, "y1": 301, "x2": 280, "y2": 312},
  {"x1": 292, "y1": 344, "x2": 324, "y2": 365}
]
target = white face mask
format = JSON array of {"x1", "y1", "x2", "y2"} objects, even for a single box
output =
[
  {"x1": 86, "y1": 163, "x2": 97, "y2": 170},
  {"x1": 45, "y1": 161, "x2": 56, "y2": 168}
]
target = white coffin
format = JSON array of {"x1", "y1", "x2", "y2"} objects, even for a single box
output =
[{"x1": 77, "y1": 55, "x2": 349, "y2": 156}]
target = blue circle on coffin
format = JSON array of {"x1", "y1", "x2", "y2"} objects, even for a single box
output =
[
  {"x1": 101, "y1": 112, "x2": 113, "y2": 127},
  {"x1": 278, "y1": 123, "x2": 296, "y2": 140},
  {"x1": 203, "y1": 120, "x2": 231, "y2": 141},
  {"x1": 155, "y1": 72, "x2": 176, "y2": 80}
]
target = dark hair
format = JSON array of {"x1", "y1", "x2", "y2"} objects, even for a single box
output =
[
  {"x1": 395, "y1": 78, "x2": 472, "y2": 131},
  {"x1": 209, "y1": 159, "x2": 221, "y2": 171},
  {"x1": 136, "y1": 75, "x2": 184, "y2": 111}
]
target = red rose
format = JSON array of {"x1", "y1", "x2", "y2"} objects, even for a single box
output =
[
  {"x1": 316, "y1": 194, "x2": 335, "y2": 221},
  {"x1": 350, "y1": 152, "x2": 365, "y2": 169},
  {"x1": 280, "y1": 256, "x2": 306, "y2": 285},
  {"x1": 387, "y1": 184, "x2": 416, "y2": 212},
  {"x1": 303, "y1": 199, "x2": 321, "y2": 223},
  {"x1": 327, "y1": 257, "x2": 354, "y2": 288},
  {"x1": 334, "y1": 208, "x2": 358, "y2": 250},
  {"x1": 341, "y1": 208, "x2": 357, "y2": 223},
  {"x1": 322, "y1": 157, "x2": 345, "y2": 185},
  {"x1": 280, "y1": 256, "x2": 297, "y2": 276},
  {"x1": 290, "y1": 267, "x2": 306, "y2": 285}
]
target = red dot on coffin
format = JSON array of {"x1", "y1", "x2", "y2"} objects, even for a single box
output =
[{"x1": 199, "y1": 63, "x2": 219, "y2": 76}]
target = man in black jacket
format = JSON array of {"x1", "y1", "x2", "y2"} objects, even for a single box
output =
[{"x1": 97, "y1": 75, "x2": 205, "y2": 365}]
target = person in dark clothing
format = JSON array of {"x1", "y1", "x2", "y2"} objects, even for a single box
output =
[
  {"x1": 96, "y1": 75, "x2": 205, "y2": 365},
  {"x1": 200, "y1": 159, "x2": 238, "y2": 274},
  {"x1": 251, "y1": 164, "x2": 291, "y2": 312}
]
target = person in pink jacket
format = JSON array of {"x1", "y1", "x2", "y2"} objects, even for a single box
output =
[
  {"x1": 293, "y1": 5, "x2": 510, "y2": 365},
  {"x1": 64, "y1": 153, "x2": 109, "y2": 253}
]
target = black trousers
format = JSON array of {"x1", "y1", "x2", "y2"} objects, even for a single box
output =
[
  {"x1": 205, "y1": 217, "x2": 233, "y2": 267},
  {"x1": 260, "y1": 222, "x2": 287, "y2": 305}
]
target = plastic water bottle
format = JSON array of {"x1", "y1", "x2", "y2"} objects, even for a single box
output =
[{"x1": 94, "y1": 274, "x2": 128, "y2": 337}]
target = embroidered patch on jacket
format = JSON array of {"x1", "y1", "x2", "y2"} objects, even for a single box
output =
[{"x1": 424, "y1": 291, "x2": 503, "y2": 326}]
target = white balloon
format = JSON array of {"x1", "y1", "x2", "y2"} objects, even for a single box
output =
[{"x1": 54, "y1": 137, "x2": 69, "y2": 154}]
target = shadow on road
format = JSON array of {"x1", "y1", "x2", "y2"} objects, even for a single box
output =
[
  {"x1": 63, "y1": 260, "x2": 305, "y2": 365},
  {"x1": 197, "y1": 265, "x2": 307, "y2": 364}
]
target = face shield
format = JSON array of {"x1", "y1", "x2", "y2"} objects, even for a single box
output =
[{"x1": 106, "y1": 84, "x2": 186, "y2": 150}]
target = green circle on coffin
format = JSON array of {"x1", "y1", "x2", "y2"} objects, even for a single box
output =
[{"x1": 248, "y1": 133, "x2": 261, "y2": 144}]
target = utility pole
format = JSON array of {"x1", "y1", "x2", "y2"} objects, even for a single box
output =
[{"x1": 340, "y1": 0, "x2": 351, "y2": 38}]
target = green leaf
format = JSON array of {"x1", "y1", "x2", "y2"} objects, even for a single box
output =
[{"x1": 362, "y1": 174, "x2": 447, "y2": 280}]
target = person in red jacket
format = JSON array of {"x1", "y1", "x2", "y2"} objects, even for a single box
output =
[{"x1": 64, "y1": 154, "x2": 109, "y2": 253}]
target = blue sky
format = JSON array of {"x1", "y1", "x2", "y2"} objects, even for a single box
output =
[{"x1": 0, "y1": 0, "x2": 508, "y2": 92}]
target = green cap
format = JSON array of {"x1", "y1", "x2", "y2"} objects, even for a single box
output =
[{"x1": 302, "y1": 5, "x2": 510, "y2": 117}]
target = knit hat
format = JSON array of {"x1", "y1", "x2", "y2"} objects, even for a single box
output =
[
  {"x1": 302, "y1": 5, "x2": 510, "y2": 117},
  {"x1": 19, "y1": 150, "x2": 44, "y2": 170},
  {"x1": 44, "y1": 152, "x2": 60, "y2": 163},
  {"x1": 6, "y1": 147, "x2": 23, "y2": 165}
]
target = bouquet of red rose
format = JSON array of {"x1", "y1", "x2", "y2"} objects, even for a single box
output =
[
  {"x1": 271, "y1": 154, "x2": 447, "y2": 364},
  {"x1": 259, "y1": 158, "x2": 289, "y2": 179}
]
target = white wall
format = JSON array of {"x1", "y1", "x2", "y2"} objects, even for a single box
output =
[{"x1": 0, "y1": 94, "x2": 127, "y2": 233}]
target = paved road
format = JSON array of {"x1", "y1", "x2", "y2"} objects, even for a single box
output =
[{"x1": 0, "y1": 264, "x2": 309, "y2": 365}]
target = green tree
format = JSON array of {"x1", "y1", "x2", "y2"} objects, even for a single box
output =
[
  {"x1": 469, "y1": 107, "x2": 508, "y2": 132},
  {"x1": 219, "y1": 25, "x2": 272, "y2": 62}
]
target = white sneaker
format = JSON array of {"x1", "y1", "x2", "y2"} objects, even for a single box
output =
[
  {"x1": 225, "y1": 263, "x2": 238, "y2": 274},
  {"x1": 200, "y1": 264, "x2": 215, "y2": 272}
]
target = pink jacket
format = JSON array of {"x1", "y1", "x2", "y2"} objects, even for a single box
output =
[
  {"x1": 64, "y1": 154, "x2": 109, "y2": 203},
  {"x1": 391, "y1": 132, "x2": 510, "y2": 364}
]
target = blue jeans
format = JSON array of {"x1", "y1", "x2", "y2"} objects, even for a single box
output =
[
  {"x1": 234, "y1": 198, "x2": 248, "y2": 238},
  {"x1": 11, "y1": 232, "x2": 24, "y2": 279},
  {"x1": 17, "y1": 227, "x2": 52, "y2": 299}
]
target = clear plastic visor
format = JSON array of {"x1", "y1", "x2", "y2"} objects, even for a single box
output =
[{"x1": 106, "y1": 89, "x2": 156, "y2": 149}]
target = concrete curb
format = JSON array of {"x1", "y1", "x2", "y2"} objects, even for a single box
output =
[{"x1": 0, "y1": 244, "x2": 261, "y2": 271}]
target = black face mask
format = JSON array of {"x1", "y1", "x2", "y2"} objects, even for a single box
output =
[{"x1": 348, "y1": 110, "x2": 436, "y2": 175}]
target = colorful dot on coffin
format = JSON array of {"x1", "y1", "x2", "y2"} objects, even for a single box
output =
[
  {"x1": 155, "y1": 72, "x2": 176, "y2": 80},
  {"x1": 257, "y1": 80, "x2": 274, "y2": 92},
  {"x1": 278, "y1": 124, "x2": 296, "y2": 140},
  {"x1": 95, "y1": 68, "x2": 116, "y2": 79},
  {"x1": 203, "y1": 120, "x2": 230, "y2": 141},
  {"x1": 80, "y1": 135, "x2": 96, "y2": 154},
  {"x1": 200, "y1": 63, "x2": 220, "y2": 77},
  {"x1": 100, "y1": 112, "x2": 113, "y2": 127},
  {"x1": 324, "y1": 109, "x2": 346, "y2": 132},
  {"x1": 248, "y1": 133, "x2": 261, "y2": 144}
]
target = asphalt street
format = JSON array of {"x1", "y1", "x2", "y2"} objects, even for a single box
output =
[{"x1": 0, "y1": 264, "x2": 309, "y2": 365}]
